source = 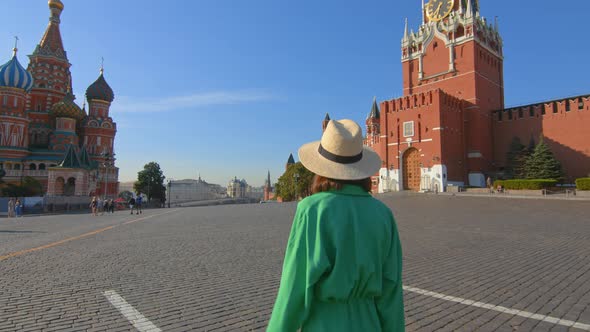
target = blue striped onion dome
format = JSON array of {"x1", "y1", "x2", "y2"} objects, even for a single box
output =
[
  {"x1": 86, "y1": 71, "x2": 114, "y2": 102},
  {"x1": 0, "y1": 50, "x2": 34, "y2": 92},
  {"x1": 50, "y1": 91, "x2": 86, "y2": 121}
]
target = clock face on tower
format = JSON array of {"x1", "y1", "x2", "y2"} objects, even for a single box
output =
[{"x1": 426, "y1": 0, "x2": 454, "y2": 22}]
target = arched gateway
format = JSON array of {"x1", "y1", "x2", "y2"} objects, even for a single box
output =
[{"x1": 402, "y1": 148, "x2": 421, "y2": 191}]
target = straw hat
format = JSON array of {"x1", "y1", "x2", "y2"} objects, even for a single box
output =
[{"x1": 298, "y1": 119, "x2": 381, "y2": 180}]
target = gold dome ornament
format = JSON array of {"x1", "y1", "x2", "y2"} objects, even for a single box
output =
[{"x1": 48, "y1": 0, "x2": 64, "y2": 10}]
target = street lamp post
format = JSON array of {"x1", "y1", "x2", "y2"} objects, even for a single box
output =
[
  {"x1": 293, "y1": 173, "x2": 300, "y2": 201},
  {"x1": 167, "y1": 179, "x2": 171, "y2": 208},
  {"x1": 102, "y1": 152, "x2": 112, "y2": 199}
]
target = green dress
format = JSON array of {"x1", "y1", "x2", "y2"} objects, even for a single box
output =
[{"x1": 267, "y1": 185, "x2": 404, "y2": 332}]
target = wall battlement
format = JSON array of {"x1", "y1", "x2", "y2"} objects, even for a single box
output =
[
  {"x1": 383, "y1": 89, "x2": 463, "y2": 113},
  {"x1": 494, "y1": 94, "x2": 589, "y2": 122}
]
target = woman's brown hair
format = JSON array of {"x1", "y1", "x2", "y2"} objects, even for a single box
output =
[{"x1": 311, "y1": 174, "x2": 372, "y2": 194}]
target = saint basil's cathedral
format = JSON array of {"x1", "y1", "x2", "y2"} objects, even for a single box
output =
[
  {"x1": 363, "y1": 0, "x2": 589, "y2": 193},
  {"x1": 0, "y1": 0, "x2": 118, "y2": 197}
]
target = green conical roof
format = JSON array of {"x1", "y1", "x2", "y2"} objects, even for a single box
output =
[
  {"x1": 367, "y1": 97, "x2": 380, "y2": 120},
  {"x1": 78, "y1": 146, "x2": 95, "y2": 169},
  {"x1": 59, "y1": 145, "x2": 81, "y2": 168}
]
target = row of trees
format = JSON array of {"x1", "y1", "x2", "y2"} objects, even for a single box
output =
[{"x1": 505, "y1": 135, "x2": 564, "y2": 180}]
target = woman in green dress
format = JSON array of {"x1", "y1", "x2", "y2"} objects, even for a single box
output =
[{"x1": 267, "y1": 119, "x2": 405, "y2": 331}]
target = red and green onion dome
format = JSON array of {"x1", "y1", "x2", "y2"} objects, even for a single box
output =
[
  {"x1": 85, "y1": 70, "x2": 114, "y2": 103},
  {"x1": 50, "y1": 92, "x2": 86, "y2": 121}
]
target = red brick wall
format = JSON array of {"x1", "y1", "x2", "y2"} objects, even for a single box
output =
[{"x1": 494, "y1": 97, "x2": 590, "y2": 181}]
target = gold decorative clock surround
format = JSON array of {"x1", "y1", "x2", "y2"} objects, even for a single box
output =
[{"x1": 426, "y1": 0, "x2": 454, "y2": 22}]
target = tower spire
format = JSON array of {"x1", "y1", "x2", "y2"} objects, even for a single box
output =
[
  {"x1": 466, "y1": 0, "x2": 473, "y2": 18},
  {"x1": 404, "y1": 18, "x2": 409, "y2": 40},
  {"x1": 100, "y1": 57, "x2": 104, "y2": 75},
  {"x1": 35, "y1": 0, "x2": 67, "y2": 60},
  {"x1": 421, "y1": 0, "x2": 425, "y2": 24}
]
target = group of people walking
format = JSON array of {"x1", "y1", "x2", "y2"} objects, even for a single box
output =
[
  {"x1": 89, "y1": 197, "x2": 116, "y2": 216},
  {"x1": 128, "y1": 195, "x2": 143, "y2": 215},
  {"x1": 7, "y1": 198, "x2": 23, "y2": 218}
]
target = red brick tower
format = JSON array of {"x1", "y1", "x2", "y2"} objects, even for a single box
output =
[
  {"x1": 263, "y1": 170, "x2": 272, "y2": 201},
  {"x1": 402, "y1": 0, "x2": 503, "y2": 186},
  {"x1": 365, "y1": 97, "x2": 380, "y2": 146},
  {"x1": 82, "y1": 66, "x2": 118, "y2": 197},
  {"x1": 365, "y1": 0, "x2": 504, "y2": 192},
  {"x1": 26, "y1": 0, "x2": 72, "y2": 129}
]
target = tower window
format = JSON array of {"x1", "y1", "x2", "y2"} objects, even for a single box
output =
[
  {"x1": 518, "y1": 109, "x2": 523, "y2": 118},
  {"x1": 565, "y1": 100, "x2": 571, "y2": 112},
  {"x1": 508, "y1": 110, "x2": 513, "y2": 120},
  {"x1": 2, "y1": 96, "x2": 7, "y2": 106},
  {"x1": 529, "y1": 107, "x2": 534, "y2": 117},
  {"x1": 498, "y1": 111, "x2": 503, "y2": 121},
  {"x1": 579, "y1": 98, "x2": 584, "y2": 110},
  {"x1": 541, "y1": 105, "x2": 546, "y2": 115},
  {"x1": 553, "y1": 102, "x2": 559, "y2": 113}
]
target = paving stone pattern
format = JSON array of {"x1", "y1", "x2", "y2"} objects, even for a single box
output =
[{"x1": 0, "y1": 193, "x2": 589, "y2": 331}]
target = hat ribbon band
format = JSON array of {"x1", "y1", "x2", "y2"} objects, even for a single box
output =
[{"x1": 318, "y1": 144, "x2": 363, "y2": 164}]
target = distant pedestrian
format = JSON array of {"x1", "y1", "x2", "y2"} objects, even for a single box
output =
[
  {"x1": 128, "y1": 197, "x2": 136, "y2": 214},
  {"x1": 267, "y1": 119, "x2": 404, "y2": 331},
  {"x1": 103, "y1": 199, "x2": 110, "y2": 214},
  {"x1": 15, "y1": 199, "x2": 22, "y2": 218},
  {"x1": 109, "y1": 199, "x2": 115, "y2": 213},
  {"x1": 135, "y1": 193, "x2": 143, "y2": 214},
  {"x1": 90, "y1": 197, "x2": 98, "y2": 216},
  {"x1": 7, "y1": 198, "x2": 15, "y2": 218},
  {"x1": 486, "y1": 176, "x2": 493, "y2": 192},
  {"x1": 98, "y1": 197, "x2": 104, "y2": 215}
]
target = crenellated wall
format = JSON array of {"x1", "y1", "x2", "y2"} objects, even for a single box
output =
[{"x1": 493, "y1": 95, "x2": 590, "y2": 181}]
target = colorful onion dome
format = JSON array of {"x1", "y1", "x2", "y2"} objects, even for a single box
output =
[
  {"x1": 86, "y1": 69, "x2": 114, "y2": 102},
  {"x1": 50, "y1": 91, "x2": 86, "y2": 121},
  {"x1": 0, "y1": 49, "x2": 34, "y2": 92}
]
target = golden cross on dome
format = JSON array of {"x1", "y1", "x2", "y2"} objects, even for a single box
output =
[
  {"x1": 12, "y1": 36, "x2": 19, "y2": 56},
  {"x1": 100, "y1": 57, "x2": 104, "y2": 74}
]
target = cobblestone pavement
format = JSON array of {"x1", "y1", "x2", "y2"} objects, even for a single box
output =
[{"x1": 1, "y1": 194, "x2": 589, "y2": 331}]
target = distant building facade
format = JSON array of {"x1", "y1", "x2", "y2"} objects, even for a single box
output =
[
  {"x1": 0, "y1": 0, "x2": 119, "y2": 197},
  {"x1": 227, "y1": 177, "x2": 248, "y2": 198},
  {"x1": 363, "y1": 0, "x2": 589, "y2": 193},
  {"x1": 169, "y1": 176, "x2": 224, "y2": 204}
]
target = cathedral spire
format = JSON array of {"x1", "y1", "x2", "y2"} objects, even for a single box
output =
[{"x1": 34, "y1": 0, "x2": 67, "y2": 60}]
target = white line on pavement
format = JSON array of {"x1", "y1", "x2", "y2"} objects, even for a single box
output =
[
  {"x1": 403, "y1": 285, "x2": 590, "y2": 331},
  {"x1": 103, "y1": 290, "x2": 162, "y2": 332}
]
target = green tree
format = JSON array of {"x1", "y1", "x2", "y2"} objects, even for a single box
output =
[
  {"x1": 133, "y1": 162, "x2": 166, "y2": 202},
  {"x1": 21, "y1": 176, "x2": 44, "y2": 196},
  {"x1": 275, "y1": 162, "x2": 314, "y2": 201},
  {"x1": 523, "y1": 136, "x2": 564, "y2": 180},
  {"x1": 505, "y1": 137, "x2": 526, "y2": 179},
  {"x1": 1, "y1": 177, "x2": 43, "y2": 197}
]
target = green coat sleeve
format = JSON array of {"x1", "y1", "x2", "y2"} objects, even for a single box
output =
[
  {"x1": 267, "y1": 207, "x2": 330, "y2": 332},
  {"x1": 375, "y1": 217, "x2": 405, "y2": 332}
]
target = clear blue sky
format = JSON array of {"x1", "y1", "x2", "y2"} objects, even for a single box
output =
[{"x1": 3, "y1": 0, "x2": 589, "y2": 186}]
